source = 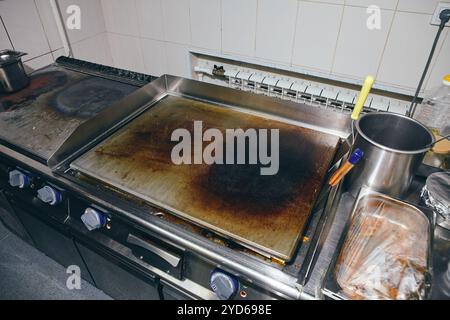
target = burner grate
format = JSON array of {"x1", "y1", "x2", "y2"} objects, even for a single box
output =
[{"x1": 55, "y1": 56, "x2": 156, "y2": 86}]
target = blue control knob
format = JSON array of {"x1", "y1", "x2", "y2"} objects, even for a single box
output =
[
  {"x1": 81, "y1": 207, "x2": 106, "y2": 231},
  {"x1": 37, "y1": 186, "x2": 62, "y2": 206},
  {"x1": 9, "y1": 170, "x2": 30, "y2": 189},
  {"x1": 210, "y1": 268, "x2": 239, "y2": 300}
]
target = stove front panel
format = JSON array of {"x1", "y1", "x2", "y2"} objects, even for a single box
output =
[{"x1": 71, "y1": 95, "x2": 340, "y2": 261}]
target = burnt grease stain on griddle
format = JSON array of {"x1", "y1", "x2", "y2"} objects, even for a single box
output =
[
  {"x1": 48, "y1": 77, "x2": 138, "y2": 119},
  {"x1": 94, "y1": 116, "x2": 178, "y2": 170},
  {"x1": 0, "y1": 71, "x2": 68, "y2": 112},
  {"x1": 77, "y1": 96, "x2": 340, "y2": 259},
  {"x1": 93, "y1": 115, "x2": 326, "y2": 217},
  {"x1": 194, "y1": 129, "x2": 318, "y2": 216}
]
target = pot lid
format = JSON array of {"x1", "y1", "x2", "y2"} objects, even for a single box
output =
[{"x1": 0, "y1": 50, "x2": 27, "y2": 67}]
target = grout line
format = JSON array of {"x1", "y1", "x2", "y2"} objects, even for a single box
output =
[
  {"x1": 70, "y1": 30, "x2": 109, "y2": 47},
  {"x1": 24, "y1": 52, "x2": 53, "y2": 62},
  {"x1": 300, "y1": 0, "x2": 433, "y2": 13},
  {"x1": 132, "y1": 0, "x2": 146, "y2": 72},
  {"x1": 301, "y1": 0, "x2": 346, "y2": 6},
  {"x1": 374, "y1": 7, "x2": 397, "y2": 79},
  {"x1": 134, "y1": 0, "x2": 143, "y2": 38},
  {"x1": 98, "y1": 0, "x2": 108, "y2": 35},
  {"x1": 253, "y1": 0, "x2": 259, "y2": 56},
  {"x1": 51, "y1": 46, "x2": 64, "y2": 51},
  {"x1": 334, "y1": 4, "x2": 396, "y2": 12},
  {"x1": 23, "y1": 30, "x2": 108, "y2": 63},
  {"x1": 188, "y1": 0, "x2": 192, "y2": 46},
  {"x1": 104, "y1": 31, "x2": 115, "y2": 67},
  {"x1": 159, "y1": 0, "x2": 167, "y2": 43},
  {"x1": 33, "y1": 0, "x2": 54, "y2": 54},
  {"x1": 394, "y1": 1, "x2": 400, "y2": 16},
  {"x1": 329, "y1": 4, "x2": 345, "y2": 74},
  {"x1": 106, "y1": 30, "x2": 211, "y2": 52},
  {"x1": 0, "y1": 15, "x2": 15, "y2": 50},
  {"x1": 50, "y1": 47, "x2": 63, "y2": 61},
  {"x1": 289, "y1": 0, "x2": 301, "y2": 65},
  {"x1": 219, "y1": 0, "x2": 223, "y2": 53},
  {"x1": 66, "y1": 30, "x2": 109, "y2": 47}
]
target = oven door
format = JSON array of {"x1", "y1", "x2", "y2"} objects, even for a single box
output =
[
  {"x1": 4, "y1": 194, "x2": 94, "y2": 284},
  {"x1": 0, "y1": 190, "x2": 32, "y2": 244},
  {"x1": 74, "y1": 239, "x2": 161, "y2": 300}
]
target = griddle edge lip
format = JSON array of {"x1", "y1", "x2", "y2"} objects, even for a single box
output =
[{"x1": 49, "y1": 76, "x2": 170, "y2": 171}]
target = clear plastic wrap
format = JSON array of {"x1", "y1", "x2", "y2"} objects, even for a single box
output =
[
  {"x1": 335, "y1": 194, "x2": 430, "y2": 300},
  {"x1": 421, "y1": 171, "x2": 450, "y2": 229},
  {"x1": 414, "y1": 76, "x2": 450, "y2": 135}
]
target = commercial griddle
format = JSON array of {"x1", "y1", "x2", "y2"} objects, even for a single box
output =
[
  {"x1": 0, "y1": 71, "x2": 353, "y2": 299},
  {"x1": 0, "y1": 57, "x2": 154, "y2": 167},
  {"x1": 72, "y1": 94, "x2": 340, "y2": 261}
]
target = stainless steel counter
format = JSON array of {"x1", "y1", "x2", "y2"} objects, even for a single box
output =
[{"x1": 302, "y1": 166, "x2": 450, "y2": 299}]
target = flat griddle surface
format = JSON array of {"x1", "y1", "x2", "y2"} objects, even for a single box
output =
[
  {"x1": 72, "y1": 95, "x2": 340, "y2": 260},
  {"x1": 0, "y1": 65, "x2": 137, "y2": 161}
]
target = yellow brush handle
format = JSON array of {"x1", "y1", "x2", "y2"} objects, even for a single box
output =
[{"x1": 351, "y1": 75, "x2": 375, "y2": 120}]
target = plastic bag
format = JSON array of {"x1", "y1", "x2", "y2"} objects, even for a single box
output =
[{"x1": 335, "y1": 194, "x2": 429, "y2": 300}]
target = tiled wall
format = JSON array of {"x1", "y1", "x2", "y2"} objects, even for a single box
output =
[
  {"x1": 100, "y1": 0, "x2": 450, "y2": 95},
  {"x1": 0, "y1": 0, "x2": 112, "y2": 72},
  {"x1": 1, "y1": 0, "x2": 449, "y2": 95}
]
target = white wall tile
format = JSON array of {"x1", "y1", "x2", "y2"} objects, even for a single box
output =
[
  {"x1": 397, "y1": 0, "x2": 441, "y2": 14},
  {"x1": 0, "y1": 0, "x2": 51, "y2": 59},
  {"x1": 107, "y1": 33, "x2": 144, "y2": 72},
  {"x1": 189, "y1": 0, "x2": 221, "y2": 51},
  {"x1": 136, "y1": 0, "x2": 164, "y2": 41},
  {"x1": 378, "y1": 12, "x2": 445, "y2": 89},
  {"x1": 72, "y1": 33, "x2": 113, "y2": 66},
  {"x1": 4, "y1": 0, "x2": 434, "y2": 95},
  {"x1": 425, "y1": 31, "x2": 450, "y2": 92},
  {"x1": 140, "y1": 38, "x2": 166, "y2": 76},
  {"x1": 34, "y1": 0, "x2": 63, "y2": 51},
  {"x1": 59, "y1": 0, "x2": 106, "y2": 43},
  {"x1": 292, "y1": 2, "x2": 343, "y2": 72},
  {"x1": 101, "y1": 0, "x2": 139, "y2": 36},
  {"x1": 332, "y1": 6, "x2": 393, "y2": 79},
  {"x1": 0, "y1": 20, "x2": 13, "y2": 50},
  {"x1": 164, "y1": 42, "x2": 191, "y2": 77},
  {"x1": 345, "y1": 0, "x2": 398, "y2": 10},
  {"x1": 23, "y1": 53, "x2": 54, "y2": 73},
  {"x1": 161, "y1": 0, "x2": 190, "y2": 45},
  {"x1": 35, "y1": 0, "x2": 105, "y2": 53},
  {"x1": 255, "y1": 0, "x2": 298, "y2": 63},
  {"x1": 222, "y1": 0, "x2": 257, "y2": 57}
]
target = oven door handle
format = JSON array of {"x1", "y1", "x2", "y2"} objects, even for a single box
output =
[{"x1": 126, "y1": 234, "x2": 181, "y2": 268}]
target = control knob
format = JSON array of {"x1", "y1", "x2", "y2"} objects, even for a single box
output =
[
  {"x1": 210, "y1": 268, "x2": 239, "y2": 300},
  {"x1": 81, "y1": 207, "x2": 106, "y2": 231},
  {"x1": 9, "y1": 170, "x2": 30, "y2": 189},
  {"x1": 37, "y1": 186, "x2": 62, "y2": 206}
]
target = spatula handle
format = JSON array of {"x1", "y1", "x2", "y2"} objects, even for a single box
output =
[
  {"x1": 329, "y1": 149, "x2": 364, "y2": 187},
  {"x1": 351, "y1": 75, "x2": 375, "y2": 121}
]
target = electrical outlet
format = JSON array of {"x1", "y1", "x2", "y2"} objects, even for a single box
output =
[{"x1": 431, "y1": 2, "x2": 450, "y2": 26}]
